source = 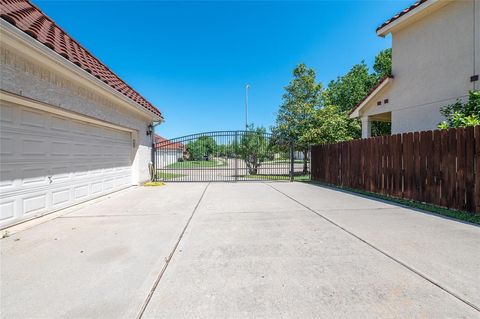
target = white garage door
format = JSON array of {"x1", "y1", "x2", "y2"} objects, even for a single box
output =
[{"x1": 0, "y1": 102, "x2": 133, "y2": 228}]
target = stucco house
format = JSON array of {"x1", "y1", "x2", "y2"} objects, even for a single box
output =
[
  {"x1": 0, "y1": 0, "x2": 163, "y2": 228},
  {"x1": 154, "y1": 134, "x2": 186, "y2": 168},
  {"x1": 349, "y1": 0, "x2": 479, "y2": 138}
]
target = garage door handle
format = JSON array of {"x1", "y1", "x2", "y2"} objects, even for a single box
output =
[{"x1": 48, "y1": 176, "x2": 53, "y2": 184}]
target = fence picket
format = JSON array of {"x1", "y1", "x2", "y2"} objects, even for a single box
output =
[
  {"x1": 447, "y1": 128, "x2": 457, "y2": 209},
  {"x1": 432, "y1": 130, "x2": 442, "y2": 206},
  {"x1": 413, "y1": 132, "x2": 421, "y2": 202},
  {"x1": 465, "y1": 126, "x2": 475, "y2": 212},
  {"x1": 422, "y1": 131, "x2": 434, "y2": 204},
  {"x1": 456, "y1": 128, "x2": 466, "y2": 211},
  {"x1": 475, "y1": 126, "x2": 480, "y2": 214}
]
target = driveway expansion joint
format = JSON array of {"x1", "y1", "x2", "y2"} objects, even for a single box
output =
[
  {"x1": 59, "y1": 213, "x2": 166, "y2": 218},
  {"x1": 265, "y1": 183, "x2": 480, "y2": 313},
  {"x1": 135, "y1": 182, "x2": 211, "y2": 319}
]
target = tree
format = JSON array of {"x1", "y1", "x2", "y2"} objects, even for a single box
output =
[
  {"x1": 216, "y1": 144, "x2": 225, "y2": 157},
  {"x1": 311, "y1": 105, "x2": 357, "y2": 144},
  {"x1": 324, "y1": 61, "x2": 376, "y2": 113},
  {"x1": 438, "y1": 90, "x2": 480, "y2": 129},
  {"x1": 273, "y1": 63, "x2": 323, "y2": 174},
  {"x1": 186, "y1": 136, "x2": 217, "y2": 161},
  {"x1": 323, "y1": 49, "x2": 394, "y2": 137},
  {"x1": 373, "y1": 48, "x2": 392, "y2": 80},
  {"x1": 371, "y1": 48, "x2": 393, "y2": 136},
  {"x1": 238, "y1": 125, "x2": 270, "y2": 175}
]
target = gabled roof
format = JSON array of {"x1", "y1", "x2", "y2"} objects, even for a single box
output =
[
  {"x1": 349, "y1": 75, "x2": 393, "y2": 118},
  {"x1": 0, "y1": 0, "x2": 163, "y2": 119},
  {"x1": 376, "y1": 0, "x2": 429, "y2": 33}
]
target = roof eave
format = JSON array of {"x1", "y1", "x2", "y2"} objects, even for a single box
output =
[
  {"x1": 349, "y1": 76, "x2": 394, "y2": 119},
  {"x1": 376, "y1": 0, "x2": 449, "y2": 37}
]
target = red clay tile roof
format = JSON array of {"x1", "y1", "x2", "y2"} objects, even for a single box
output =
[
  {"x1": 376, "y1": 0, "x2": 429, "y2": 32},
  {"x1": 349, "y1": 75, "x2": 393, "y2": 116},
  {"x1": 0, "y1": 0, "x2": 163, "y2": 119},
  {"x1": 154, "y1": 134, "x2": 185, "y2": 151}
]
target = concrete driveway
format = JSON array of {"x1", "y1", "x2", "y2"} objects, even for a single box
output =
[{"x1": 1, "y1": 182, "x2": 479, "y2": 318}]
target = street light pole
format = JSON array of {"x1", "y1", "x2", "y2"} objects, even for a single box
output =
[{"x1": 245, "y1": 84, "x2": 250, "y2": 131}]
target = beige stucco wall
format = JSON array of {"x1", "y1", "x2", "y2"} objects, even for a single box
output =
[
  {"x1": 476, "y1": 0, "x2": 480, "y2": 91},
  {"x1": 360, "y1": 0, "x2": 478, "y2": 135},
  {"x1": 358, "y1": 83, "x2": 394, "y2": 118},
  {"x1": 0, "y1": 44, "x2": 155, "y2": 184}
]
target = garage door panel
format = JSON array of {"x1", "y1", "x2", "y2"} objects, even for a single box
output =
[
  {"x1": 22, "y1": 138, "x2": 46, "y2": 156},
  {"x1": 20, "y1": 108, "x2": 46, "y2": 129},
  {"x1": 0, "y1": 135, "x2": 15, "y2": 156},
  {"x1": 0, "y1": 103, "x2": 15, "y2": 123},
  {"x1": 91, "y1": 181, "x2": 103, "y2": 195},
  {"x1": 103, "y1": 145, "x2": 114, "y2": 157},
  {"x1": 0, "y1": 200, "x2": 15, "y2": 221},
  {"x1": 74, "y1": 184, "x2": 90, "y2": 200},
  {"x1": 73, "y1": 143, "x2": 89, "y2": 157},
  {"x1": 51, "y1": 140, "x2": 71, "y2": 157},
  {"x1": 90, "y1": 144, "x2": 104, "y2": 157},
  {"x1": 52, "y1": 188, "x2": 70, "y2": 206},
  {"x1": 50, "y1": 115, "x2": 70, "y2": 132},
  {"x1": 23, "y1": 194, "x2": 47, "y2": 215},
  {"x1": 0, "y1": 102, "x2": 133, "y2": 228},
  {"x1": 89, "y1": 125, "x2": 105, "y2": 138},
  {"x1": 71, "y1": 120, "x2": 91, "y2": 135},
  {"x1": 104, "y1": 178, "x2": 114, "y2": 191}
]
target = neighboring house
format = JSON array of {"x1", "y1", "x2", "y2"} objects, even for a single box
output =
[
  {"x1": 0, "y1": 0, "x2": 163, "y2": 228},
  {"x1": 350, "y1": 0, "x2": 480, "y2": 138},
  {"x1": 154, "y1": 134, "x2": 185, "y2": 168}
]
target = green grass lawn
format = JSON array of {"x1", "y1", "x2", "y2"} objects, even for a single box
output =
[
  {"x1": 263, "y1": 159, "x2": 307, "y2": 165},
  {"x1": 156, "y1": 171, "x2": 186, "y2": 180},
  {"x1": 165, "y1": 160, "x2": 226, "y2": 169},
  {"x1": 241, "y1": 174, "x2": 310, "y2": 181}
]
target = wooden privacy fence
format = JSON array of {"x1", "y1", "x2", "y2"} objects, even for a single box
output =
[{"x1": 311, "y1": 126, "x2": 480, "y2": 214}]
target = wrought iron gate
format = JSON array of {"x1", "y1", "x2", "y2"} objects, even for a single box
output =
[{"x1": 153, "y1": 131, "x2": 310, "y2": 182}]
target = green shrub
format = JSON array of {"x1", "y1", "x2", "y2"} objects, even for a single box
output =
[{"x1": 439, "y1": 90, "x2": 480, "y2": 129}]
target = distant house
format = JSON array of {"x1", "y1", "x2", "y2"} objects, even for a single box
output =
[
  {"x1": 154, "y1": 134, "x2": 185, "y2": 167},
  {"x1": 0, "y1": 1, "x2": 163, "y2": 227},
  {"x1": 349, "y1": 0, "x2": 479, "y2": 138}
]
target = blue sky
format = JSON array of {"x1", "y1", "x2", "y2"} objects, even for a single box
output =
[{"x1": 35, "y1": 0, "x2": 411, "y2": 138}]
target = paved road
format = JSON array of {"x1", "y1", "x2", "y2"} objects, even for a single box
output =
[{"x1": 1, "y1": 182, "x2": 479, "y2": 318}]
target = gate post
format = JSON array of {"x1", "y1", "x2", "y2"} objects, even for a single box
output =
[
  {"x1": 235, "y1": 131, "x2": 238, "y2": 182},
  {"x1": 289, "y1": 141, "x2": 294, "y2": 182}
]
